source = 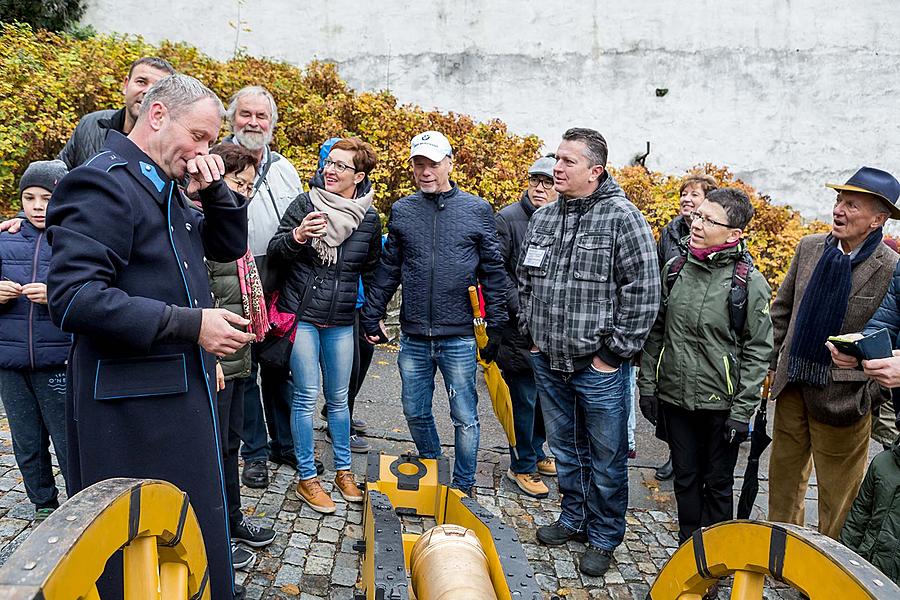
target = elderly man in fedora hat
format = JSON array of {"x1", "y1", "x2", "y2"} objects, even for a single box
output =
[{"x1": 769, "y1": 166, "x2": 900, "y2": 539}]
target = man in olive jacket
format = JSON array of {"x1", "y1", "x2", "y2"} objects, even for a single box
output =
[{"x1": 770, "y1": 167, "x2": 900, "y2": 539}]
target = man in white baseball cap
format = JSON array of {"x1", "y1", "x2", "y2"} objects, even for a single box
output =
[
  {"x1": 409, "y1": 130, "x2": 453, "y2": 163},
  {"x1": 362, "y1": 130, "x2": 509, "y2": 495}
]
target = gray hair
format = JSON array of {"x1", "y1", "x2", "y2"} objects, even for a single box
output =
[
  {"x1": 139, "y1": 74, "x2": 224, "y2": 119},
  {"x1": 226, "y1": 85, "x2": 279, "y2": 130},
  {"x1": 562, "y1": 127, "x2": 609, "y2": 167}
]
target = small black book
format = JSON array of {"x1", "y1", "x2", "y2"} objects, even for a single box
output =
[{"x1": 828, "y1": 328, "x2": 893, "y2": 361}]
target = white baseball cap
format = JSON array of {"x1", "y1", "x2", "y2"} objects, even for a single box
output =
[{"x1": 410, "y1": 131, "x2": 453, "y2": 162}]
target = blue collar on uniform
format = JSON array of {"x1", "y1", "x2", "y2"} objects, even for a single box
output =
[
  {"x1": 139, "y1": 161, "x2": 166, "y2": 192},
  {"x1": 102, "y1": 131, "x2": 174, "y2": 204}
]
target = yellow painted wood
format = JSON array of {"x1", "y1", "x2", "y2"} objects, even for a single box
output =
[
  {"x1": 123, "y1": 536, "x2": 159, "y2": 600},
  {"x1": 730, "y1": 571, "x2": 765, "y2": 600},
  {"x1": 159, "y1": 562, "x2": 187, "y2": 600}
]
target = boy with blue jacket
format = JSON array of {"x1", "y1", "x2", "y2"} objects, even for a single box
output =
[{"x1": 0, "y1": 160, "x2": 70, "y2": 521}]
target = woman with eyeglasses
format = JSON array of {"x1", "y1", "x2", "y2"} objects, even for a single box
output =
[
  {"x1": 201, "y1": 143, "x2": 277, "y2": 570},
  {"x1": 637, "y1": 188, "x2": 773, "y2": 564},
  {"x1": 267, "y1": 137, "x2": 381, "y2": 514},
  {"x1": 649, "y1": 173, "x2": 718, "y2": 481}
]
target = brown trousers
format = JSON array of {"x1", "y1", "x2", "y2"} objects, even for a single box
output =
[{"x1": 767, "y1": 385, "x2": 871, "y2": 539}]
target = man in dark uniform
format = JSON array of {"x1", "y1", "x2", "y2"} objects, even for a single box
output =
[{"x1": 47, "y1": 74, "x2": 254, "y2": 600}]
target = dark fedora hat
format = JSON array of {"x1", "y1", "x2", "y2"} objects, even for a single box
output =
[{"x1": 826, "y1": 166, "x2": 900, "y2": 219}]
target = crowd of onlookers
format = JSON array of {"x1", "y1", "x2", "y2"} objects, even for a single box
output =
[{"x1": 2, "y1": 56, "x2": 900, "y2": 598}]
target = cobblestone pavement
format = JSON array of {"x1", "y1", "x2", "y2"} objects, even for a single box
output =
[{"x1": 0, "y1": 419, "x2": 809, "y2": 600}]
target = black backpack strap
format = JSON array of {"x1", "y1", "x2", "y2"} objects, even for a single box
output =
[
  {"x1": 728, "y1": 252, "x2": 754, "y2": 336},
  {"x1": 664, "y1": 255, "x2": 688, "y2": 295}
]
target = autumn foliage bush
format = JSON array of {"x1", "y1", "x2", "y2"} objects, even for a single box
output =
[{"x1": 0, "y1": 23, "x2": 824, "y2": 291}]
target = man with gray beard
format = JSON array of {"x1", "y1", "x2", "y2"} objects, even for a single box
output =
[{"x1": 222, "y1": 86, "x2": 304, "y2": 488}]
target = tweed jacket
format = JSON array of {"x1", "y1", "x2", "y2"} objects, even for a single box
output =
[{"x1": 770, "y1": 233, "x2": 899, "y2": 426}]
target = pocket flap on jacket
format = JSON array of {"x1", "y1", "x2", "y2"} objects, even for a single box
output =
[
  {"x1": 94, "y1": 354, "x2": 188, "y2": 400},
  {"x1": 830, "y1": 367, "x2": 868, "y2": 383}
]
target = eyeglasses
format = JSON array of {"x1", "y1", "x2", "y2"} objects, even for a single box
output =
[
  {"x1": 225, "y1": 175, "x2": 254, "y2": 196},
  {"x1": 690, "y1": 211, "x2": 732, "y2": 229},
  {"x1": 323, "y1": 159, "x2": 357, "y2": 174},
  {"x1": 528, "y1": 176, "x2": 554, "y2": 190}
]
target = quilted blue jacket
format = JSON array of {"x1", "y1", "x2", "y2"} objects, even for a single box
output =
[
  {"x1": 361, "y1": 183, "x2": 508, "y2": 337},
  {"x1": 0, "y1": 221, "x2": 70, "y2": 369},
  {"x1": 865, "y1": 260, "x2": 900, "y2": 342}
]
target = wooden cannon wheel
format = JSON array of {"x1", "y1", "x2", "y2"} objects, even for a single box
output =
[
  {"x1": 0, "y1": 478, "x2": 209, "y2": 600},
  {"x1": 650, "y1": 520, "x2": 900, "y2": 599}
]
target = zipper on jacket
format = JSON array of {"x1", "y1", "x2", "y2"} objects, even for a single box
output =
[
  {"x1": 428, "y1": 203, "x2": 437, "y2": 337},
  {"x1": 27, "y1": 231, "x2": 44, "y2": 370},
  {"x1": 722, "y1": 355, "x2": 734, "y2": 396},
  {"x1": 655, "y1": 345, "x2": 666, "y2": 382},
  {"x1": 326, "y1": 245, "x2": 344, "y2": 324}
]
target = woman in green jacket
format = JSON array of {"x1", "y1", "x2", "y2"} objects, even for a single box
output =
[
  {"x1": 638, "y1": 188, "x2": 773, "y2": 544},
  {"x1": 206, "y1": 143, "x2": 277, "y2": 570}
]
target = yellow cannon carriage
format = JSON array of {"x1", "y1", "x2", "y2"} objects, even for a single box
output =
[
  {"x1": 357, "y1": 453, "x2": 542, "y2": 600},
  {"x1": 1, "y1": 472, "x2": 900, "y2": 599}
]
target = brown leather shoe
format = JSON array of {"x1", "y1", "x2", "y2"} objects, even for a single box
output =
[
  {"x1": 537, "y1": 457, "x2": 557, "y2": 476},
  {"x1": 506, "y1": 469, "x2": 550, "y2": 498},
  {"x1": 334, "y1": 470, "x2": 364, "y2": 502},
  {"x1": 296, "y1": 477, "x2": 335, "y2": 514}
]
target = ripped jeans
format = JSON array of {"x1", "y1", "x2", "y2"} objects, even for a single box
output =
[{"x1": 397, "y1": 333, "x2": 479, "y2": 490}]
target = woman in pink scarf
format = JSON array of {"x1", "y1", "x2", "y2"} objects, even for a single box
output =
[{"x1": 206, "y1": 143, "x2": 275, "y2": 571}]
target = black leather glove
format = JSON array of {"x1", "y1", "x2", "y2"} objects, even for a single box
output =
[
  {"x1": 639, "y1": 395, "x2": 658, "y2": 425},
  {"x1": 724, "y1": 418, "x2": 750, "y2": 444},
  {"x1": 480, "y1": 328, "x2": 502, "y2": 363}
]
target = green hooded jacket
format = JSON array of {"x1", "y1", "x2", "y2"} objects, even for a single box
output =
[
  {"x1": 637, "y1": 242, "x2": 773, "y2": 422},
  {"x1": 840, "y1": 439, "x2": 900, "y2": 585}
]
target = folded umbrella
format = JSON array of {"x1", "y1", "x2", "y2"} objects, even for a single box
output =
[
  {"x1": 467, "y1": 286, "x2": 517, "y2": 450},
  {"x1": 736, "y1": 375, "x2": 773, "y2": 519}
]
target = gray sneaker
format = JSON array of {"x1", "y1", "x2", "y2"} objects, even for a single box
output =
[
  {"x1": 326, "y1": 428, "x2": 371, "y2": 453},
  {"x1": 349, "y1": 434, "x2": 371, "y2": 453}
]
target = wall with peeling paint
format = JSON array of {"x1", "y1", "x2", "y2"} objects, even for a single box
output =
[{"x1": 81, "y1": 0, "x2": 900, "y2": 220}]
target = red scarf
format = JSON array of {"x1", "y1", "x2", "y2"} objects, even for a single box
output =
[{"x1": 688, "y1": 238, "x2": 741, "y2": 262}]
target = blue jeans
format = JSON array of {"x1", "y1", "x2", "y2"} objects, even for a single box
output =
[
  {"x1": 0, "y1": 367, "x2": 68, "y2": 509},
  {"x1": 290, "y1": 322, "x2": 354, "y2": 480},
  {"x1": 530, "y1": 352, "x2": 629, "y2": 551},
  {"x1": 397, "y1": 334, "x2": 479, "y2": 490},
  {"x1": 241, "y1": 351, "x2": 294, "y2": 463},
  {"x1": 501, "y1": 369, "x2": 548, "y2": 473}
]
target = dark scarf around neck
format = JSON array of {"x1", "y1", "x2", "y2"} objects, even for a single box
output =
[{"x1": 788, "y1": 229, "x2": 883, "y2": 386}]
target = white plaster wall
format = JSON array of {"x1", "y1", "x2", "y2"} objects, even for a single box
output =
[{"x1": 82, "y1": 0, "x2": 900, "y2": 221}]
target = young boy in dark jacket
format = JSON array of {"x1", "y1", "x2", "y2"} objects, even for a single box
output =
[{"x1": 0, "y1": 160, "x2": 70, "y2": 521}]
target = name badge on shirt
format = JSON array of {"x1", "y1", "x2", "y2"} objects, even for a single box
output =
[{"x1": 523, "y1": 246, "x2": 548, "y2": 268}]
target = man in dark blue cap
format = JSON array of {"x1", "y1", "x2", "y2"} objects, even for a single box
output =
[{"x1": 769, "y1": 166, "x2": 900, "y2": 539}]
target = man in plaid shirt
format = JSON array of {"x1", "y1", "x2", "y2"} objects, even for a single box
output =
[{"x1": 517, "y1": 128, "x2": 660, "y2": 576}]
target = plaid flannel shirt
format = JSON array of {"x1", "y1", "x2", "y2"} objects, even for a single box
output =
[{"x1": 516, "y1": 173, "x2": 661, "y2": 373}]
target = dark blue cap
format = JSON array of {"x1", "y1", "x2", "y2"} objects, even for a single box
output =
[{"x1": 827, "y1": 166, "x2": 900, "y2": 219}]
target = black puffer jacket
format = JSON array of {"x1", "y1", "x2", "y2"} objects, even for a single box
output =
[
  {"x1": 658, "y1": 214, "x2": 690, "y2": 268},
  {"x1": 361, "y1": 183, "x2": 508, "y2": 337},
  {"x1": 495, "y1": 191, "x2": 537, "y2": 373},
  {"x1": 268, "y1": 177, "x2": 381, "y2": 327},
  {"x1": 57, "y1": 108, "x2": 126, "y2": 169}
]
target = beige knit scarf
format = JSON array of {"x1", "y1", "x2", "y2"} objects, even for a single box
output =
[{"x1": 308, "y1": 185, "x2": 374, "y2": 265}]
